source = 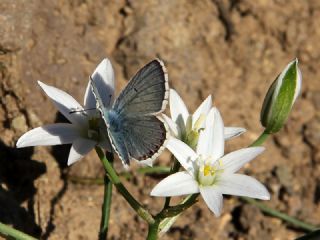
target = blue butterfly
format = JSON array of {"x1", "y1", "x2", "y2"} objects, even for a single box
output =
[{"x1": 90, "y1": 59, "x2": 169, "y2": 166}]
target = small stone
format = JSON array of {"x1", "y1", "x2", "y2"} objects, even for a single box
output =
[
  {"x1": 2, "y1": 129, "x2": 15, "y2": 146},
  {"x1": 27, "y1": 110, "x2": 42, "y2": 127},
  {"x1": 291, "y1": 99, "x2": 315, "y2": 124},
  {"x1": 11, "y1": 114, "x2": 28, "y2": 133},
  {"x1": 275, "y1": 166, "x2": 294, "y2": 194},
  {"x1": 305, "y1": 117, "x2": 320, "y2": 148},
  {"x1": 57, "y1": 58, "x2": 67, "y2": 65}
]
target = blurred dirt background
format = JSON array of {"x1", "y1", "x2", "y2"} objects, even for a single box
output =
[{"x1": 1, "y1": 0, "x2": 320, "y2": 239}]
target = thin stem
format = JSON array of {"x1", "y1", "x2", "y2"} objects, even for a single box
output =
[
  {"x1": 159, "y1": 194, "x2": 199, "y2": 218},
  {"x1": 241, "y1": 197, "x2": 318, "y2": 232},
  {"x1": 138, "y1": 166, "x2": 171, "y2": 175},
  {"x1": 99, "y1": 152, "x2": 114, "y2": 240},
  {"x1": 249, "y1": 130, "x2": 270, "y2": 147},
  {"x1": 146, "y1": 194, "x2": 199, "y2": 240},
  {"x1": 246, "y1": 131, "x2": 319, "y2": 232},
  {"x1": 0, "y1": 222, "x2": 37, "y2": 240},
  {"x1": 163, "y1": 158, "x2": 181, "y2": 208},
  {"x1": 95, "y1": 147, "x2": 155, "y2": 224}
]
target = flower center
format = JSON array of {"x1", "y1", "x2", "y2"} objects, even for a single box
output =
[
  {"x1": 197, "y1": 156, "x2": 224, "y2": 186},
  {"x1": 183, "y1": 114, "x2": 206, "y2": 149}
]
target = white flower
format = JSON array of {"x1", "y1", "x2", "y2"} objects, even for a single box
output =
[
  {"x1": 163, "y1": 89, "x2": 245, "y2": 149},
  {"x1": 16, "y1": 58, "x2": 115, "y2": 165},
  {"x1": 151, "y1": 108, "x2": 270, "y2": 216}
]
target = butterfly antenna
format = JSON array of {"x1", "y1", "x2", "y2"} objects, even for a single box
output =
[{"x1": 69, "y1": 108, "x2": 96, "y2": 114}]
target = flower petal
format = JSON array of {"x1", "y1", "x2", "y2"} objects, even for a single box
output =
[
  {"x1": 38, "y1": 81, "x2": 86, "y2": 126},
  {"x1": 224, "y1": 127, "x2": 246, "y2": 140},
  {"x1": 217, "y1": 173, "x2": 270, "y2": 200},
  {"x1": 169, "y1": 89, "x2": 189, "y2": 127},
  {"x1": 192, "y1": 95, "x2": 212, "y2": 128},
  {"x1": 294, "y1": 60, "x2": 302, "y2": 103},
  {"x1": 161, "y1": 114, "x2": 180, "y2": 137},
  {"x1": 151, "y1": 171, "x2": 199, "y2": 196},
  {"x1": 221, "y1": 147, "x2": 265, "y2": 174},
  {"x1": 67, "y1": 138, "x2": 96, "y2": 165},
  {"x1": 166, "y1": 137, "x2": 198, "y2": 177},
  {"x1": 16, "y1": 123, "x2": 79, "y2": 148},
  {"x1": 199, "y1": 186, "x2": 223, "y2": 217},
  {"x1": 136, "y1": 158, "x2": 154, "y2": 167},
  {"x1": 197, "y1": 108, "x2": 224, "y2": 160},
  {"x1": 84, "y1": 58, "x2": 115, "y2": 110}
]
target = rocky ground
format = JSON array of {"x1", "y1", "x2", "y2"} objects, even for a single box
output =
[{"x1": 1, "y1": 0, "x2": 320, "y2": 239}]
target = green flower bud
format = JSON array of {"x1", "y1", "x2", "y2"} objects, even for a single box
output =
[{"x1": 260, "y1": 59, "x2": 302, "y2": 133}]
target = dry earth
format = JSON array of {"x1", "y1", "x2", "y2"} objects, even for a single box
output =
[{"x1": 1, "y1": 0, "x2": 320, "y2": 239}]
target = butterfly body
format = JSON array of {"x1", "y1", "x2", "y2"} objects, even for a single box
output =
[
  {"x1": 91, "y1": 59, "x2": 169, "y2": 166},
  {"x1": 104, "y1": 110, "x2": 121, "y2": 132}
]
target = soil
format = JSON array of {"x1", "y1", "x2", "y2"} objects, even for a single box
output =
[{"x1": 1, "y1": 0, "x2": 320, "y2": 239}]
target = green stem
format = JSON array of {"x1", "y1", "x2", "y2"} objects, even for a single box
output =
[
  {"x1": 95, "y1": 147, "x2": 155, "y2": 224},
  {"x1": 246, "y1": 130, "x2": 319, "y2": 232},
  {"x1": 147, "y1": 220, "x2": 160, "y2": 240},
  {"x1": 249, "y1": 130, "x2": 270, "y2": 147},
  {"x1": 241, "y1": 197, "x2": 318, "y2": 232},
  {"x1": 137, "y1": 166, "x2": 171, "y2": 175},
  {"x1": 152, "y1": 194, "x2": 199, "y2": 239},
  {"x1": 0, "y1": 222, "x2": 37, "y2": 240},
  {"x1": 160, "y1": 194, "x2": 198, "y2": 217},
  {"x1": 99, "y1": 152, "x2": 113, "y2": 240},
  {"x1": 163, "y1": 158, "x2": 181, "y2": 209}
]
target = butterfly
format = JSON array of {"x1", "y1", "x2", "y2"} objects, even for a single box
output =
[{"x1": 90, "y1": 59, "x2": 169, "y2": 166}]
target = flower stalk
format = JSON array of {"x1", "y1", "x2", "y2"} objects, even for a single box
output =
[
  {"x1": 242, "y1": 197, "x2": 318, "y2": 232},
  {"x1": 99, "y1": 152, "x2": 114, "y2": 240},
  {"x1": 249, "y1": 130, "x2": 270, "y2": 147},
  {"x1": 0, "y1": 222, "x2": 37, "y2": 240},
  {"x1": 95, "y1": 147, "x2": 155, "y2": 224},
  {"x1": 147, "y1": 194, "x2": 199, "y2": 240},
  {"x1": 163, "y1": 157, "x2": 181, "y2": 208}
]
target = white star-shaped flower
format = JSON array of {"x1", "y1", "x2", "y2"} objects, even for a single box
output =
[
  {"x1": 17, "y1": 58, "x2": 115, "y2": 165},
  {"x1": 151, "y1": 108, "x2": 270, "y2": 216},
  {"x1": 163, "y1": 89, "x2": 245, "y2": 149}
]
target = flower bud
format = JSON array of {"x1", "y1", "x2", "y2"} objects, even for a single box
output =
[{"x1": 260, "y1": 59, "x2": 302, "y2": 133}]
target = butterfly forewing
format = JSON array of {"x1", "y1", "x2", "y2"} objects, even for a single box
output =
[{"x1": 113, "y1": 60, "x2": 169, "y2": 116}]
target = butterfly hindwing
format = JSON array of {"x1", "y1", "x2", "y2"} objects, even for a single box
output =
[
  {"x1": 106, "y1": 121, "x2": 130, "y2": 164},
  {"x1": 120, "y1": 115, "x2": 167, "y2": 162}
]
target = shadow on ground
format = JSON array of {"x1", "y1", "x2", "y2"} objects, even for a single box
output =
[{"x1": 0, "y1": 140, "x2": 45, "y2": 238}]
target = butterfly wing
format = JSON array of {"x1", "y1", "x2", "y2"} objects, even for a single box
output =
[
  {"x1": 109, "y1": 59, "x2": 169, "y2": 165},
  {"x1": 119, "y1": 115, "x2": 167, "y2": 165},
  {"x1": 113, "y1": 59, "x2": 169, "y2": 116}
]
